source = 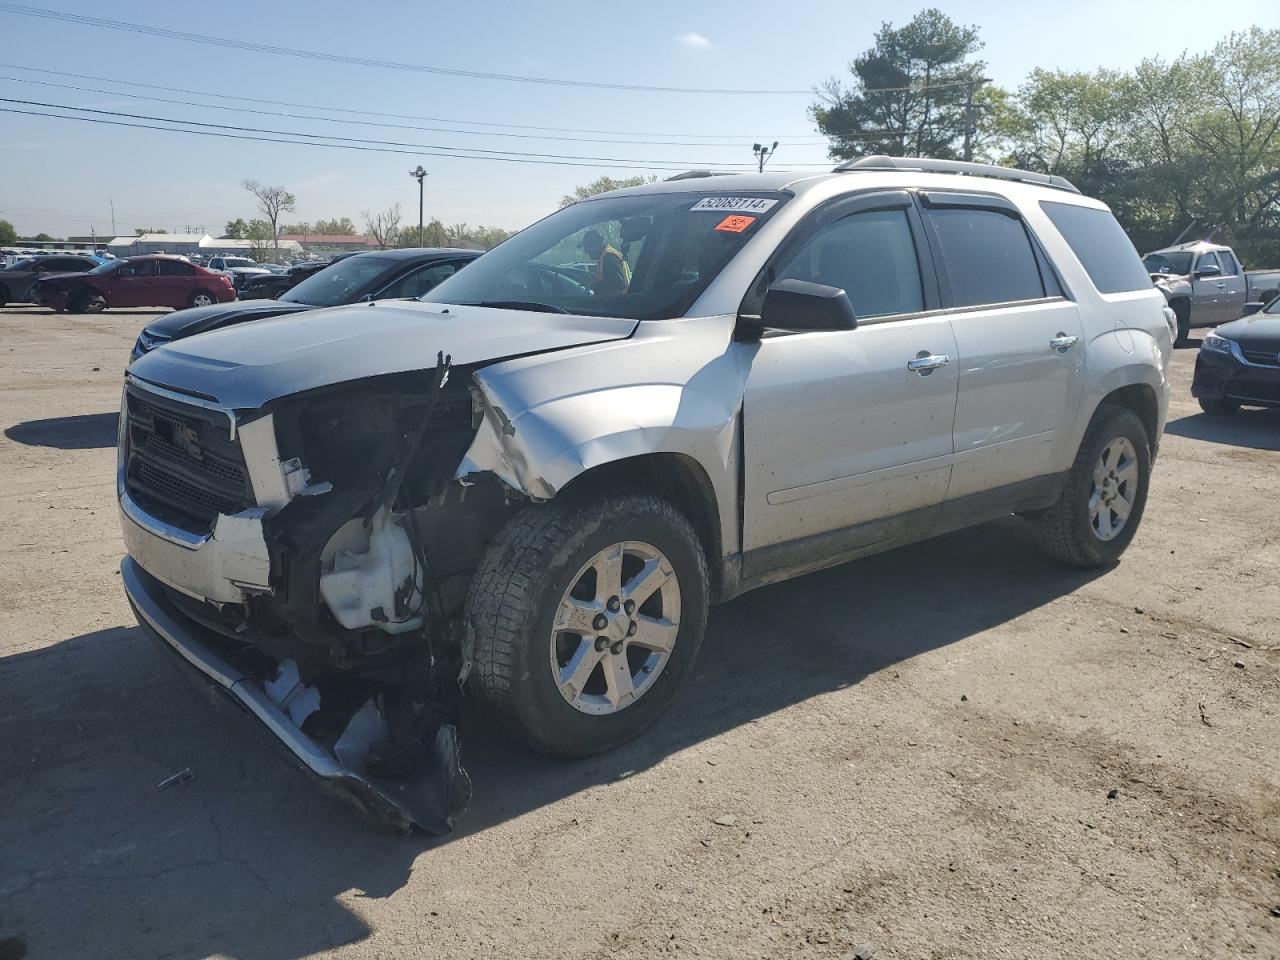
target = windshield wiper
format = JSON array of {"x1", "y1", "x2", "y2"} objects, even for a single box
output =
[{"x1": 468, "y1": 300, "x2": 569, "y2": 314}]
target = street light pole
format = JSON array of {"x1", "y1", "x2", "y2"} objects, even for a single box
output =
[
  {"x1": 752, "y1": 141, "x2": 779, "y2": 173},
  {"x1": 410, "y1": 166, "x2": 427, "y2": 246}
]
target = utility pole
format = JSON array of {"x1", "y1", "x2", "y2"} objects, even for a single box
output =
[
  {"x1": 962, "y1": 77, "x2": 991, "y2": 162},
  {"x1": 410, "y1": 165, "x2": 427, "y2": 246},
  {"x1": 752, "y1": 141, "x2": 779, "y2": 173},
  {"x1": 109, "y1": 196, "x2": 116, "y2": 237}
]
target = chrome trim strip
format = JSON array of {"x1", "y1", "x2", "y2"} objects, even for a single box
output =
[
  {"x1": 125, "y1": 373, "x2": 238, "y2": 440},
  {"x1": 119, "y1": 485, "x2": 209, "y2": 549},
  {"x1": 1227, "y1": 339, "x2": 1280, "y2": 369}
]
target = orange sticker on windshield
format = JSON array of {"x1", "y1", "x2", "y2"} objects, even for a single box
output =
[{"x1": 715, "y1": 215, "x2": 756, "y2": 233}]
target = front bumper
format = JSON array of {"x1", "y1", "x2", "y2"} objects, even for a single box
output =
[
  {"x1": 122, "y1": 556, "x2": 467, "y2": 834},
  {"x1": 1192, "y1": 343, "x2": 1280, "y2": 407}
]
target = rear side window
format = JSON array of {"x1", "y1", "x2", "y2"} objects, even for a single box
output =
[
  {"x1": 1218, "y1": 250, "x2": 1239, "y2": 276},
  {"x1": 1040, "y1": 201, "x2": 1151, "y2": 294},
  {"x1": 927, "y1": 208, "x2": 1046, "y2": 307}
]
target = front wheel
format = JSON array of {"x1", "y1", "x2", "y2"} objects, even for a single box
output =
[
  {"x1": 1172, "y1": 302, "x2": 1191, "y2": 346},
  {"x1": 466, "y1": 493, "x2": 709, "y2": 757},
  {"x1": 1034, "y1": 406, "x2": 1152, "y2": 568}
]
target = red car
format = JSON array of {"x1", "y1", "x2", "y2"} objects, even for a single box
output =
[{"x1": 32, "y1": 255, "x2": 237, "y2": 313}]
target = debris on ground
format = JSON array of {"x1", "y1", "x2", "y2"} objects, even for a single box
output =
[
  {"x1": 1198, "y1": 702, "x2": 1213, "y2": 727},
  {"x1": 1106, "y1": 788, "x2": 1119, "y2": 800},
  {"x1": 712, "y1": 814, "x2": 738, "y2": 827},
  {"x1": 156, "y1": 768, "x2": 194, "y2": 789},
  {"x1": 1233, "y1": 660, "x2": 1246, "y2": 669}
]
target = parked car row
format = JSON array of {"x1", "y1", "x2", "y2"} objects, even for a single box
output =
[
  {"x1": 1144, "y1": 240, "x2": 1280, "y2": 344},
  {"x1": 0, "y1": 252, "x2": 104, "y2": 306}
]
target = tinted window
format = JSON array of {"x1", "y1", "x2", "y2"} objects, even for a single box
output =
[
  {"x1": 158, "y1": 260, "x2": 194, "y2": 277},
  {"x1": 1217, "y1": 250, "x2": 1239, "y2": 276},
  {"x1": 776, "y1": 208, "x2": 924, "y2": 319},
  {"x1": 928, "y1": 207, "x2": 1045, "y2": 306},
  {"x1": 118, "y1": 260, "x2": 156, "y2": 278},
  {"x1": 380, "y1": 261, "x2": 462, "y2": 299},
  {"x1": 1041, "y1": 201, "x2": 1152, "y2": 294},
  {"x1": 281, "y1": 255, "x2": 400, "y2": 306}
]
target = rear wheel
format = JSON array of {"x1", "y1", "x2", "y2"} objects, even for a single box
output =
[
  {"x1": 1199, "y1": 397, "x2": 1239, "y2": 415},
  {"x1": 0, "y1": 284, "x2": 8, "y2": 308},
  {"x1": 1035, "y1": 406, "x2": 1151, "y2": 568},
  {"x1": 82, "y1": 295, "x2": 107, "y2": 314},
  {"x1": 189, "y1": 290, "x2": 215, "y2": 308},
  {"x1": 467, "y1": 493, "x2": 709, "y2": 757}
]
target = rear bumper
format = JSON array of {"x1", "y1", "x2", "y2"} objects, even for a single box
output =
[
  {"x1": 1193, "y1": 345, "x2": 1280, "y2": 408},
  {"x1": 122, "y1": 555, "x2": 465, "y2": 834}
]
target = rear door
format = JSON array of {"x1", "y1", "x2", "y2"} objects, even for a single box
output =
[
  {"x1": 1215, "y1": 249, "x2": 1247, "y2": 321},
  {"x1": 110, "y1": 259, "x2": 158, "y2": 307},
  {"x1": 918, "y1": 192, "x2": 1084, "y2": 504},
  {"x1": 741, "y1": 191, "x2": 958, "y2": 569},
  {"x1": 156, "y1": 259, "x2": 196, "y2": 306}
]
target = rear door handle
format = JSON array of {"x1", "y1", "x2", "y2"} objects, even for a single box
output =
[
  {"x1": 1049, "y1": 334, "x2": 1080, "y2": 351},
  {"x1": 907, "y1": 353, "x2": 950, "y2": 374}
]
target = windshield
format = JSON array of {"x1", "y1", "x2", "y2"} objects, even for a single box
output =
[
  {"x1": 422, "y1": 191, "x2": 788, "y2": 320},
  {"x1": 88, "y1": 260, "x2": 122, "y2": 275},
  {"x1": 1143, "y1": 252, "x2": 1193, "y2": 275},
  {"x1": 281, "y1": 255, "x2": 399, "y2": 306},
  {"x1": 221, "y1": 257, "x2": 257, "y2": 268}
]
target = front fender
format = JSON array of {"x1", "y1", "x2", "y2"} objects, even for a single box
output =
[{"x1": 455, "y1": 314, "x2": 748, "y2": 556}]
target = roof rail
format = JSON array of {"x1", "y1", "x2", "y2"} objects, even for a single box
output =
[
  {"x1": 665, "y1": 170, "x2": 734, "y2": 181},
  {"x1": 834, "y1": 155, "x2": 1080, "y2": 194}
]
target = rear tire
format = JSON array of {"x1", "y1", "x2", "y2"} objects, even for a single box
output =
[
  {"x1": 0, "y1": 284, "x2": 8, "y2": 308},
  {"x1": 1199, "y1": 397, "x2": 1239, "y2": 415},
  {"x1": 83, "y1": 295, "x2": 107, "y2": 314},
  {"x1": 466, "y1": 492, "x2": 709, "y2": 758},
  {"x1": 1035, "y1": 406, "x2": 1151, "y2": 568},
  {"x1": 189, "y1": 290, "x2": 215, "y2": 308}
]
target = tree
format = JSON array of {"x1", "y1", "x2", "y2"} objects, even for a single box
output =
[
  {"x1": 314, "y1": 217, "x2": 357, "y2": 235},
  {"x1": 245, "y1": 219, "x2": 277, "y2": 261},
  {"x1": 559, "y1": 175, "x2": 656, "y2": 207},
  {"x1": 243, "y1": 180, "x2": 296, "y2": 260},
  {"x1": 812, "y1": 8, "x2": 990, "y2": 161},
  {"x1": 0, "y1": 220, "x2": 17, "y2": 245},
  {"x1": 362, "y1": 204, "x2": 402, "y2": 249},
  {"x1": 223, "y1": 218, "x2": 250, "y2": 239}
]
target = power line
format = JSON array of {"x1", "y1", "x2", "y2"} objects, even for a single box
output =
[
  {"x1": 0, "y1": 63, "x2": 824, "y2": 141},
  {"x1": 0, "y1": 73, "x2": 831, "y2": 148},
  {"x1": 0, "y1": 96, "x2": 836, "y2": 168},
  {"x1": 0, "y1": 4, "x2": 813, "y2": 96},
  {"x1": 0, "y1": 104, "x2": 836, "y2": 172}
]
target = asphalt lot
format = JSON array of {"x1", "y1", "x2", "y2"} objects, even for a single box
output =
[{"x1": 0, "y1": 304, "x2": 1277, "y2": 960}]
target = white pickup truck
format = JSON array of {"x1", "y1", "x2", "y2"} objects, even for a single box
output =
[{"x1": 1144, "y1": 240, "x2": 1280, "y2": 344}]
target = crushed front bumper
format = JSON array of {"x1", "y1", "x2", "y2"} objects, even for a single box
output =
[{"x1": 122, "y1": 556, "x2": 467, "y2": 834}]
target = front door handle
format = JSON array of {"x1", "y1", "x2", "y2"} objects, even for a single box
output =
[
  {"x1": 1049, "y1": 334, "x2": 1080, "y2": 352},
  {"x1": 907, "y1": 353, "x2": 950, "y2": 375},
  {"x1": 1216, "y1": 282, "x2": 1227, "y2": 289}
]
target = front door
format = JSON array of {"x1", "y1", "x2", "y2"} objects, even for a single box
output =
[
  {"x1": 111, "y1": 260, "x2": 158, "y2": 307},
  {"x1": 741, "y1": 193, "x2": 958, "y2": 574},
  {"x1": 1192, "y1": 251, "x2": 1224, "y2": 325},
  {"x1": 156, "y1": 259, "x2": 196, "y2": 306},
  {"x1": 917, "y1": 193, "x2": 1085, "y2": 502}
]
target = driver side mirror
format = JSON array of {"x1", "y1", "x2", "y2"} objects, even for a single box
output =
[
  {"x1": 1196, "y1": 263, "x2": 1221, "y2": 279},
  {"x1": 751, "y1": 278, "x2": 857, "y2": 333}
]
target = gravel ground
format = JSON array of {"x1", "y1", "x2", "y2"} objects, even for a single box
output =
[{"x1": 0, "y1": 304, "x2": 1277, "y2": 960}]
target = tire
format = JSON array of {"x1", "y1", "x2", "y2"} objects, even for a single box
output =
[
  {"x1": 1172, "y1": 301, "x2": 1191, "y2": 347},
  {"x1": 0, "y1": 284, "x2": 8, "y2": 308},
  {"x1": 1199, "y1": 397, "x2": 1239, "y2": 415},
  {"x1": 83, "y1": 295, "x2": 107, "y2": 314},
  {"x1": 466, "y1": 492, "x2": 709, "y2": 757},
  {"x1": 1034, "y1": 406, "x2": 1152, "y2": 568},
  {"x1": 189, "y1": 290, "x2": 216, "y2": 308}
]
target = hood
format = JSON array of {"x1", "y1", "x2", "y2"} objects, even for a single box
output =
[
  {"x1": 1213, "y1": 311, "x2": 1280, "y2": 351},
  {"x1": 129, "y1": 299, "x2": 638, "y2": 409},
  {"x1": 33, "y1": 270, "x2": 91, "y2": 286},
  {"x1": 143, "y1": 299, "x2": 310, "y2": 339}
]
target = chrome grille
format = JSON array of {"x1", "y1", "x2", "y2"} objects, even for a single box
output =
[{"x1": 124, "y1": 385, "x2": 253, "y2": 533}]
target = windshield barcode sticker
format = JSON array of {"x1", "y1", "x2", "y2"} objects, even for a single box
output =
[{"x1": 691, "y1": 197, "x2": 778, "y2": 214}]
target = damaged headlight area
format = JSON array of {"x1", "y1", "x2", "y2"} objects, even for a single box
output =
[{"x1": 122, "y1": 359, "x2": 525, "y2": 832}]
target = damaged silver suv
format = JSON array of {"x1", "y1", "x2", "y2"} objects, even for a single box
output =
[{"x1": 120, "y1": 157, "x2": 1171, "y2": 831}]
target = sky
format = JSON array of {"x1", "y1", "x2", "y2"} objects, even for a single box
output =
[{"x1": 1, "y1": 0, "x2": 1278, "y2": 240}]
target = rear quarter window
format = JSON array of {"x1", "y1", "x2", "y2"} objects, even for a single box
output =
[{"x1": 1040, "y1": 201, "x2": 1151, "y2": 294}]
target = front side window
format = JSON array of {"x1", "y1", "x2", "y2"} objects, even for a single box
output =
[
  {"x1": 423, "y1": 191, "x2": 788, "y2": 320},
  {"x1": 1196, "y1": 252, "x2": 1221, "y2": 275},
  {"x1": 380, "y1": 261, "x2": 460, "y2": 299},
  {"x1": 158, "y1": 260, "x2": 194, "y2": 277},
  {"x1": 928, "y1": 207, "x2": 1046, "y2": 307},
  {"x1": 1041, "y1": 201, "x2": 1152, "y2": 294},
  {"x1": 774, "y1": 208, "x2": 924, "y2": 319},
  {"x1": 118, "y1": 260, "x2": 157, "y2": 279}
]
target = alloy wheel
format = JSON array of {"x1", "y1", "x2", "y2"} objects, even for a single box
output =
[
  {"x1": 1089, "y1": 437, "x2": 1138, "y2": 541},
  {"x1": 549, "y1": 540, "x2": 681, "y2": 715}
]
